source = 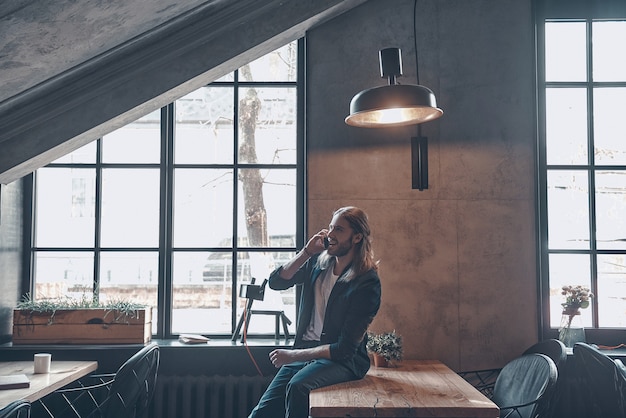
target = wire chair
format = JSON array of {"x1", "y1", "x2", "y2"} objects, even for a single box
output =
[
  {"x1": 0, "y1": 400, "x2": 31, "y2": 418},
  {"x1": 492, "y1": 353, "x2": 558, "y2": 418},
  {"x1": 457, "y1": 367, "x2": 501, "y2": 398},
  {"x1": 522, "y1": 339, "x2": 567, "y2": 372},
  {"x1": 38, "y1": 343, "x2": 159, "y2": 418},
  {"x1": 458, "y1": 339, "x2": 566, "y2": 401}
]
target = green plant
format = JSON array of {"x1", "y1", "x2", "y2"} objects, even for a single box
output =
[
  {"x1": 366, "y1": 330, "x2": 403, "y2": 361},
  {"x1": 16, "y1": 293, "x2": 146, "y2": 325}
]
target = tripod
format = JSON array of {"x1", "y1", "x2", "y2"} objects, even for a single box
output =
[{"x1": 231, "y1": 277, "x2": 292, "y2": 343}]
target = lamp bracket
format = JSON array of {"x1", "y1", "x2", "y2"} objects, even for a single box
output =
[
  {"x1": 411, "y1": 136, "x2": 428, "y2": 190},
  {"x1": 379, "y1": 48, "x2": 403, "y2": 84}
]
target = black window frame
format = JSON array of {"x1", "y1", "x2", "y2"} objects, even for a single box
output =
[
  {"x1": 535, "y1": 0, "x2": 626, "y2": 344},
  {"x1": 23, "y1": 37, "x2": 306, "y2": 341}
]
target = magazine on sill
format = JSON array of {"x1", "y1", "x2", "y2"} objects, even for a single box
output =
[{"x1": 178, "y1": 334, "x2": 211, "y2": 344}]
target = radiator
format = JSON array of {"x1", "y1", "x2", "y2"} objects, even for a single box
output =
[{"x1": 149, "y1": 374, "x2": 273, "y2": 418}]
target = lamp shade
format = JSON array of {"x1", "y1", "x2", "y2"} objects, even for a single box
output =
[{"x1": 345, "y1": 84, "x2": 443, "y2": 128}]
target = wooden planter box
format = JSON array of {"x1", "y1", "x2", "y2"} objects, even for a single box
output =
[{"x1": 12, "y1": 308, "x2": 152, "y2": 344}]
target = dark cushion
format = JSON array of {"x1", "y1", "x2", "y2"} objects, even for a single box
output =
[{"x1": 574, "y1": 342, "x2": 626, "y2": 418}]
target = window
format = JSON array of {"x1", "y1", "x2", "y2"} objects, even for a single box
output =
[
  {"x1": 537, "y1": 2, "x2": 626, "y2": 341},
  {"x1": 28, "y1": 40, "x2": 303, "y2": 339}
]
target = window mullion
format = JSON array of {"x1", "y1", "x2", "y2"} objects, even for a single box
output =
[
  {"x1": 232, "y1": 70, "x2": 240, "y2": 334},
  {"x1": 585, "y1": 19, "x2": 600, "y2": 328},
  {"x1": 160, "y1": 103, "x2": 175, "y2": 339},
  {"x1": 93, "y1": 138, "x2": 103, "y2": 302}
]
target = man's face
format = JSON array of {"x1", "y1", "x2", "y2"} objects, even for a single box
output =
[{"x1": 326, "y1": 214, "x2": 361, "y2": 257}]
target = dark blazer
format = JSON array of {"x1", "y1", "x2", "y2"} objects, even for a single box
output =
[{"x1": 268, "y1": 254, "x2": 381, "y2": 378}]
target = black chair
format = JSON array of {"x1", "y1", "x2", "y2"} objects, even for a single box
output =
[
  {"x1": 492, "y1": 353, "x2": 558, "y2": 418},
  {"x1": 457, "y1": 367, "x2": 501, "y2": 398},
  {"x1": 522, "y1": 338, "x2": 567, "y2": 418},
  {"x1": 573, "y1": 342, "x2": 626, "y2": 418},
  {"x1": 39, "y1": 343, "x2": 160, "y2": 418},
  {"x1": 0, "y1": 400, "x2": 30, "y2": 418},
  {"x1": 615, "y1": 358, "x2": 626, "y2": 414},
  {"x1": 459, "y1": 339, "x2": 566, "y2": 400},
  {"x1": 522, "y1": 339, "x2": 567, "y2": 372}
]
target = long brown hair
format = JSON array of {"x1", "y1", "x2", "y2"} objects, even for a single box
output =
[{"x1": 318, "y1": 206, "x2": 378, "y2": 278}]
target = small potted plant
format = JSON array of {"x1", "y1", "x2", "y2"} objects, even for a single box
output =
[{"x1": 366, "y1": 330, "x2": 403, "y2": 367}]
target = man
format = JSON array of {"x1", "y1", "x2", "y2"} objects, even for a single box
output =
[{"x1": 248, "y1": 206, "x2": 382, "y2": 418}]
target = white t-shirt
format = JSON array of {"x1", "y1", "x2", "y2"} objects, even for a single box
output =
[{"x1": 302, "y1": 267, "x2": 339, "y2": 341}]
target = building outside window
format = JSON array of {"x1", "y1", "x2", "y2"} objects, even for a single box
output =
[
  {"x1": 537, "y1": 1, "x2": 626, "y2": 341},
  {"x1": 29, "y1": 40, "x2": 303, "y2": 339}
]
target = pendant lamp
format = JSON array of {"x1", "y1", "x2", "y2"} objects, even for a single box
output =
[{"x1": 345, "y1": 48, "x2": 443, "y2": 128}]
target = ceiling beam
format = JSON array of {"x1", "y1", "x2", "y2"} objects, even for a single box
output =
[{"x1": 0, "y1": 0, "x2": 367, "y2": 184}]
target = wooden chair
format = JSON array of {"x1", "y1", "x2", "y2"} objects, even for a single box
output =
[{"x1": 0, "y1": 400, "x2": 30, "y2": 418}]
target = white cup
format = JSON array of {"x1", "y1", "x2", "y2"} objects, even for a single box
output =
[{"x1": 34, "y1": 353, "x2": 52, "y2": 374}]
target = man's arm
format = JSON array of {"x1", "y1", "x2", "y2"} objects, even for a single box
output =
[
  {"x1": 278, "y1": 229, "x2": 328, "y2": 280},
  {"x1": 269, "y1": 345, "x2": 331, "y2": 368},
  {"x1": 277, "y1": 249, "x2": 312, "y2": 280}
]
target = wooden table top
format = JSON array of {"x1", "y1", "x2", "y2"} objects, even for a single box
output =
[
  {"x1": 0, "y1": 360, "x2": 98, "y2": 409},
  {"x1": 309, "y1": 359, "x2": 499, "y2": 418}
]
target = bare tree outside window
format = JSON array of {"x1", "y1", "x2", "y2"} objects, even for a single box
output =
[{"x1": 239, "y1": 64, "x2": 268, "y2": 248}]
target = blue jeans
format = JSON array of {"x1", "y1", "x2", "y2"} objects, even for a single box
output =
[{"x1": 248, "y1": 359, "x2": 357, "y2": 418}]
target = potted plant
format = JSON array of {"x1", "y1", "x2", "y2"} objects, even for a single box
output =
[
  {"x1": 366, "y1": 330, "x2": 403, "y2": 367},
  {"x1": 13, "y1": 294, "x2": 151, "y2": 345}
]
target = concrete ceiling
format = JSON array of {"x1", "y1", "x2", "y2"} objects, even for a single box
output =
[{"x1": 0, "y1": 0, "x2": 368, "y2": 184}]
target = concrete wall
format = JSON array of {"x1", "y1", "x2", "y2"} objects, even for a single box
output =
[
  {"x1": 306, "y1": 0, "x2": 537, "y2": 371},
  {"x1": 0, "y1": 0, "x2": 538, "y2": 371},
  {"x1": 0, "y1": 180, "x2": 24, "y2": 343}
]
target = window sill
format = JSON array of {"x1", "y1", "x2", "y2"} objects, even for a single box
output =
[
  {"x1": 0, "y1": 337, "x2": 291, "y2": 375},
  {"x1": 0, "y1": 337, "x2": 292, "y2": 350}
]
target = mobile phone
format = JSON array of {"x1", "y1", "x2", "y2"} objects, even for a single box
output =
[{"x1": 323, "y1": 236, "x2": 330, "y2": 249}]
